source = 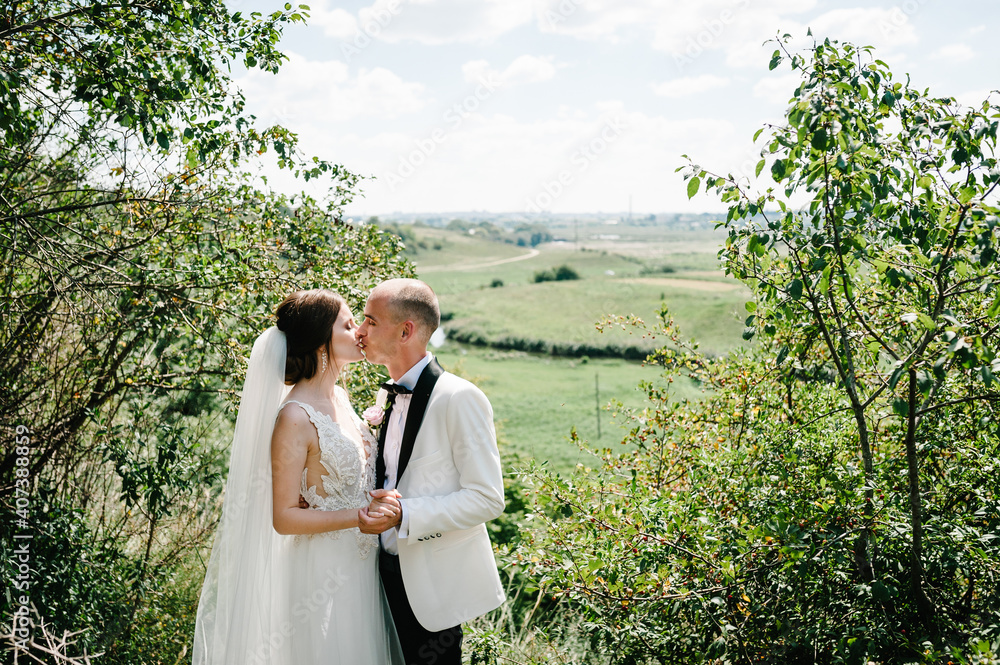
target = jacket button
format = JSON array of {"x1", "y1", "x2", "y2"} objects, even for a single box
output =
[{"x1": 436, "y1": 533, "x2": 442, "y2": 537}]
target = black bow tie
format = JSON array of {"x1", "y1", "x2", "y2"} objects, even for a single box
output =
[{"x1": 381, "y1": 382, "x2": 413, "y2": 396}]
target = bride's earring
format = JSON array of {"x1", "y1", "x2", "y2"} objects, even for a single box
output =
[{"x1": 321, "y1": 351, "x2": 328, "y2": 374}]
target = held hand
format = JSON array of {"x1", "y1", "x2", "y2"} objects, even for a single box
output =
[
  {"x1": 366, "y1": 487, "x2": 402, "y2": 519},
  {"x1": 358, "y1": 506, "x2": 400, "y2": 535},
  {"x1": 368, "y1": 495, "x2": 401, "y2": 518},
  {"x1": 369, "y1": 488, "x2": 402, "y2": 501}
]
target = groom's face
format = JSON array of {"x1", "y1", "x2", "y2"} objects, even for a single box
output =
[{"x1": 356, "y1": 293, "x2": 398, "y2": 365}]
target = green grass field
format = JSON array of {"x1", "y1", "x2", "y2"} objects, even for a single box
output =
[
  {"x1": 439, "y1": 275, "x2": 749, "y2": 358},
  {"x1": 435, "y1": 345, "x2": 704, "y2": 472},
  {"x1": 400, "y1": 222, "x2": 743, "y2": 472}
]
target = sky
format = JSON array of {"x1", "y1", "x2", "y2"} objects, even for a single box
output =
[{"x1": 228, "y1": 0, "x2": 999, "y2": 217}]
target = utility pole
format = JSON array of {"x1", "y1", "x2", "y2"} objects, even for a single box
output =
[{"x1": 595, "y1": 371, "x2": 601, "y2": 439}]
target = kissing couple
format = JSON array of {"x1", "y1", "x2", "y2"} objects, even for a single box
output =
[{"x1": 192, "y1": 278, "x2": 506, "y2": 664}]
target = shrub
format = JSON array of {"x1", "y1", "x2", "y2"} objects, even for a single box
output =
[
  {"x1": 553, "y1": 264, "x2": 580, "y2": 281},
  {"x1": 640, "y1": 264, "x2": 676, "y2": 276},
  {"x1": 533, "y1": 269, "x2": 556, "y2": 283},
  {"x1": 533, "y1": 264, "x2": 580, "y2": 283},
  {"x1": 523, "y1": 308, "x2": 1000, "y2": 664}
]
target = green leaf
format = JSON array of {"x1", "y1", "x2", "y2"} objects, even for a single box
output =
[
  {"x1": 156, "y1": 131, "x2": 169, "y2": 150},
  {"x1": 917, "y1": 313, "x2": 935, "y2": 330},
  {"x1": 687, "y1": 177, "x2": 701, "y2": 199},
  {"x1": 892, "y1": 397, "x2": 909, "y2": 417},
  {"x1": 987, "y1": 293, "x2": 1000, "y2": 317},
  {"x1": 889, "y1": 365, "x2": 905, "y2": 390},
  {"x1": 811, "y1": 128, "x2": 828, "y2": 150},
  {"x1": 755, "y1": 159, "x2": 765, "y2": 178},
  {"x1": 769, "y1": 50, "x2": 782, "y2": 71},
  {"x1": 771, "y1": 159, "x2": 786, "y2": 181},
  {"x1": 982, "y1": 365, "x2": 995, "y2": 389},
  {"x1": 787, "y1": 279, "x2": 803, "y2": 300},
  {"x1": 776, "y1": 345, "x2": 789, "y2": 366},
  {"x1": 958, "y1": 186, "x2": 977, "y2": 204}
]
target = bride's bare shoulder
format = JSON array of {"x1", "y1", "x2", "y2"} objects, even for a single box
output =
[{"x1": 273, "y1": 401, "x2": 318, "y2": 441}]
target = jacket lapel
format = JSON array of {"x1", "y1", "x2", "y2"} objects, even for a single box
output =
[
  {"x1": 397, "y1": 358, "x2": 443, "y2": 484},
  {"x1": 375, "y1": 388, "x2": 389, "y2": 489}
]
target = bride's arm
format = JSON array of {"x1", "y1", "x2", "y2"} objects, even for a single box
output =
[{"x1": 271, "y1": 406, "x2": 394, "y2": 535}]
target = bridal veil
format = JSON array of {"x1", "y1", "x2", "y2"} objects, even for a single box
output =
[{"x1": 193, "y1": 326, "x2": 292, "y2": 665}]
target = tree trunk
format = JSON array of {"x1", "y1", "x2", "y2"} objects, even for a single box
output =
[{"x1": 905, "y1": 368, "x2": 933, "y2": 626}]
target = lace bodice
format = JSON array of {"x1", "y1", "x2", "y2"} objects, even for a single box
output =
[{"x1": 279, "y1": 392, "x2": 379, "y2": 558}]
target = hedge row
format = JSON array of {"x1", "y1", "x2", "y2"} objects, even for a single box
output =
[{"x1": 445, "y1": 327, "x2": 653, "y2": 360}]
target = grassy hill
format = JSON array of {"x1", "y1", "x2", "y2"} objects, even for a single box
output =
[
  {"x1": 384, "y1": 219, "x2": 749, "y2": 472},
  {"x1": 440, "y1": 275, "x2": 747, "y2": 359}
]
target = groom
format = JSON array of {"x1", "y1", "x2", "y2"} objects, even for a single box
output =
[{"x1": 356, "y1": 278, "x2": 506, "y2": 665}]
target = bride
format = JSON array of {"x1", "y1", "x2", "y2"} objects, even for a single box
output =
[{"x1": 193, "y1": 289, "x2": 403, "y2": 664}]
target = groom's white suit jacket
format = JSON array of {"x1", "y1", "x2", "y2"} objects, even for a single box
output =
[{"x1": 378, "y1": 359, "x2": 506, "y2": 632}]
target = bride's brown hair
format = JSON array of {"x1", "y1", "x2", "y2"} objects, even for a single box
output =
[{"x1": 275, "y1": 289, "x2": 345, "y2": 385}]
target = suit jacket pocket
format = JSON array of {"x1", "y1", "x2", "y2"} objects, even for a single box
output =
[{"x1": 406, "y1": 449, "x2": 443, "y2": 470}]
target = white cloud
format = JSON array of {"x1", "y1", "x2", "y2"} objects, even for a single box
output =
[
  {"x1": 752, "y1": 73, "x2": 801, "y2": 106},
  {"x1": 535, "y1": 0, "x2": 654, "y2": 42},
  {"x1": 531, "y1": 2, "x2": 922, "y2": 77},
  {"x1": 346, "y1": 105, "x2": 744, "y2": 214},
  {"x1": 236, "y1": 53, "x2": 427, "y2": 126},
  {"x1": 953, "y1": 89, "x2": 996, "y2": 110},
  {"x1": 503, "y1": 55, "x2": 561, "y2": 84},
  {"x1": 307, "y1": 1, "x2": 360, "y2": 40},
  {"x1": 333, "y1": 0, "x2": 535, "y2": 45},
  {"x1": 651, "y1": 75, "x2": 730, "y2": 98},
  {"x1": 933, "y1": 43, "x2": 974, "y2": 63},
  {"x1": 229, "y1": 0, "x2": 1000, "y2": 216},
  {"x1": 804, "y1": 8, "x2": 918, "y2": 49},
  {"x1": 533, "y1": 2, "x2": 815, "y2": 47},
  {"x1": 462, "y1": 55, "x2": 562, "y2": 87}
]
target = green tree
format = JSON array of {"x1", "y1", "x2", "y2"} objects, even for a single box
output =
[
  {"x1": 685, "y1": 35, "x2": 999, "y2": 628},
  {"x1": 519, "y1": 37, "x2": 1000, "y2": 665},
  {"x1": 0, "y1": 1, "x2": 409, "y2": 660}
]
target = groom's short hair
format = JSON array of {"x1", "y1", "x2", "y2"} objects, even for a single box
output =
[{"x1": 379, "y1": 279, "x2": 440, "y2": 337}]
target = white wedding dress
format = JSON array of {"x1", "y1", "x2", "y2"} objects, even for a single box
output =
[
  {"x1": 280, "y1": 393, "x2": 398, "y2": 663},
  {"x1": 193, "y1": 327, "x2": 402, "y2": 665}
]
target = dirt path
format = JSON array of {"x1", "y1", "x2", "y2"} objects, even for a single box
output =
[{"x1": 417, "y1": 248, "x2": 541, "y2": 273}]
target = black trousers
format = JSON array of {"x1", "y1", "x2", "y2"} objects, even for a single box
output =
[{"x1": 379, "y1": 550, "x2": 463, "y2": 665}]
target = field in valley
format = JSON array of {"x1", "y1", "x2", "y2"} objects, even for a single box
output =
[{"x1": 395, "y1": 218, "x2": 751, "y2": 472}]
